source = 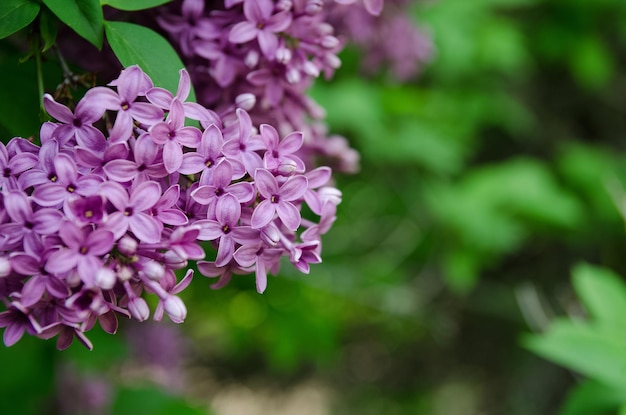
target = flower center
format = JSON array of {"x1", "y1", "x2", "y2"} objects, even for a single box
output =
[
  {"x1": 222, "y1": 225, "x2": 231, "y2": 234},
  {"x1": 3, "y1": 168, "x2": 10, "y2": 178},
  {"x1": 48, "y1": 173, "x2": 58, "y2": 182},
  {"x1": 124, "y1": 207, "x2": 133, "y2": 216},
  {"x1": 66, "y1": 184, "x2": 76, "y2": 193},
  {"x1": 270, "y1": 195, "x2": 279, "y2": 203},
  {"x1": 79, "y1": 246, "x2": 88, "y2": 255},
  {"x1": 84, "y1": 210, "x2": 93, "y2": 218}
]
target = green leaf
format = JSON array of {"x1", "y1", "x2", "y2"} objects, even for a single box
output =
[
  {"x1": 572, "y1": 264, "x2": 626, "y2": 329},
  {"x1": 42, "y1": 0, "x2": 103, "y2": 48},
  {"x1": 101, "y1": 0, "x2": 173, "y2": 11},
  {"x1": 105, "y1": 20, "x2": 195, "y2": 101},
  {"x1": 39, "y1": 7, "x2": 57, "y2": 52},
  {"x1": 0, "y1": 0, "x2": 40, "y2": 39},
  {"x1": 523, "y1": 320, "x2": 626, "y2": 389},
  {"x1": 559, "y1": 380, "x2": 625, "y2": 415}
]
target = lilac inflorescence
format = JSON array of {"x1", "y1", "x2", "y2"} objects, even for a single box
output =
[{"x1": 0, "y1": 65, "x2": 340, "y2": 350}]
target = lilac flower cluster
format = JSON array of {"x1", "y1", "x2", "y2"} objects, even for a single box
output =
[
  {"x1": 0, "y1": 65, "x2": 340, "y2": 349},
  {"x1": 155, "y1": 0, "x2": 383, "y2": 174}
]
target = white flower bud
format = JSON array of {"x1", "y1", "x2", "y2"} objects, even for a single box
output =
[
  {"x1": 321, "y1": 35, "x2": 339, "y2": 49},
  {"x1": 0, "y1": 257, "x2": 11, "y2": 278},
  {"x1": 117, "y1": 265, "x2": 134, "y2": 282},
  {"x1": 128, "y1": 297, "x2": 150, "y2": 321},
  {"x1": 163, "y1": 295, "x2": 187, "y2": 323},
  {"x1": 117, "y1": 236, "x2": 138, "y2": 256},
  {"x1": 286, "y1": 67, "x2": 301, "y2": 84},
  {"x1": 143, "y1": 260, "x2": 165, "y2": 281},
  {"x1": 235, "y1": 93, "x2": 256, "y2": 111},
  {"x1": 95, "y1": 267, "x2": 117, "y2": 290},
  {"x1": 276, "y1": 47, "x2": 292, "y2": 64}
]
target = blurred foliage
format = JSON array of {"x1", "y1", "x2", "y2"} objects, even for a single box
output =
[{"x1": 3, "y1": 0, "x2": 626, "y2": 414}]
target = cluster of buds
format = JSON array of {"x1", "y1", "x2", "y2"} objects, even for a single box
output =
[{"x1": 0, "y1": 65, "x2": 340, "y2": 349}]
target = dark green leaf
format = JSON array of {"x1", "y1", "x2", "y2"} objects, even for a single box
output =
[
  {"x1": 101, "y1": 0, "x2": 173, "y2": 11},
  {"x1": 42, "y1": 0, "x2": 103, "y2": 48},
  {"x1": 0, "y1": 0, "x2": 40, "y2": 39},
  {"x1": 105, "y1": 20, "x2": 195, "y2": 101},
  {"x1": 559, "y1": 380, "x2": 625, "y2": 415},
  {"x1": 39, "y1": 7, "x2": 57, "y2": 52}
]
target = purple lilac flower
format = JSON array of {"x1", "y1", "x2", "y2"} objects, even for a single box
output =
[
  {"x1": 251, "y1": 168, "x2": 308, "y2": 231},
  {"x1": 0, "y1": 64, "x2": 340, "y2": 350}
]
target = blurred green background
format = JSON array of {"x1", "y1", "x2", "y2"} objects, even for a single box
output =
[{"x1": 3, "y1": 0, "x2": 626, "y2": 414}]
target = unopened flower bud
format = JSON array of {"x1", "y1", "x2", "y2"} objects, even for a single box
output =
[
  {"x1": 143, "y1": 261, "x2": 165, "y2": 281},
  {"x1": 128, "y1": 297, "x2": 150, "y2": 321},
  {"x1": 321, "y1": 35, "x2": 339, "y2": 49},
  {"x1": 163, "y1": 250, "x2": 187, "y2": 269},
  {"x1": 245, "y1": 50, "x2": 259, "y2": 68},
  {"x1": 117, "y1": 236, "x2": 138, "y2": 256},
  {"x1": 277, "y1": 159, "x2": 298, "y2": 176},
  {"x1": 95, "y1": 267, "x2": 116, "y2": 290},
  {"x1": 286, "y1": 68, "x2": 301, "y2": 84},
  {"x1": 276, "y1": 0, "x2": 292, "y2": 11},
  {"x1": 235, "y1": 93, "x2": 256, "y2": 111},
  {"x1": 261, "y1": 223, "x2": 281, "y2": 246},
  {"x1": 0, "y1": 257, "x2": 11, "y2": 278},
  {"x1": 276, "y1": 47, "x2": 292, "y2": 64},
  {"x1": 117, "y1": 265, "x2": 134, "y2": 282},
  {"x1": 318, "y1": 187, "x2": 343, "y2": 206},
  {"x1": 163, "y1": 295, "x2": 187, "y2": 323},
  {"x1": 305, "y1": 0, "x2": 323, "y2": 15},
  {"x1": 303, "y1": 61, "x2": 320, "y2": 78}
]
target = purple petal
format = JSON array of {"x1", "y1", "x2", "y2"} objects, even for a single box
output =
[
  {"x1": 256, "y1": 260, "x2": 267, "y2": 294},
  {"x1": 76, "y1": 126, "x2": 106, "y2": 152},
  {"x1": 54, "y1": 153, "x2": 77, "y2": 184},
  {"x1": 4, "y1": 322, "x2": 26, "y2": 346},
  {"x1": 32, "y1": 183, "x2": 65, "y2": 206},
  {"x1": 10, "y1": 253, "x2": 39, "y2": 275},
  {"x1": 265, "y1": 10, "x2": 292, "y2": 33},
  {"x1": 146, "y1": 87, "x2": 174, "y2": 109},
  {"x1": 215, "y1": 194, "x2": 241, "y2": 227},
  {"x1": 43, "y1": 94, "x2": 73, "y2": 123},
  {"x1": 21, "y1": 276, "x2": 46, "y2": 307},
  {"x1": 83, "y1": 87, "x2": 121, "y2": 110},
  {"x1": 250, "y1": 200, "x2": 275, "y2": 229},
  {"x1": 233, "y1": 244, "x2": 258, "y2": 267},
  {"x1": 228, "y1": 21, "x2": 258, "y2": 44},
  {"x1": 75, "y1": 96, "x2": 106, "y2": 123},
  {"x1": 279, "y1": 175, "x2": 308, "y2": 201},
  {"x1": 59, "y1": 222, "x2": 84, "y2": 249},
  {"x1": 32, "y1": 209, "x2": 63, "y2": 234},
  {"x1": 195, "y1": 219, "x2": 223, "y2": 241},
  {"x1": 227, "y1": 182, "x2": 255, "y2": 203},
  {"x1": 260, "y1": 124, "x2": 280, "y2": 149},
  {"x1": 101, "y1": 182, "x2": 129, "y2": 211},
  {"x1": 257, "y1": 30, "x2": 278, "y2": 59},
  {"x1": 163, "y1": 140, "x2": 183, "y2": 173},
  {"x1": 244, "y1": 0, "x2": 272, "y2": 22},
  {"x1": 276, "y1": 201, "x2": 301, "y2": 231},
  {"x1": 215, "y1": 235, "x2": 234, "y2": 267},
  {"x1": 278, "y1": 131, "x2": 303, "y2": 154},
  {"x1": 129, "y1": 102, "x2": 164, "y2": 125},
  {"x1": 364, "y1": 0, "x2": 384, "y2": 16},
  {"x1": 8, "y1": 152, "x2": 38, "y2": 174},
  {"x1": 254, "y1": 168, "x2": 278, "y2": 198},
  {"x1": 86, "y1": 229, "x2": 114, "y2": 255},
  {"x1": 158, "y1": 184, "x2": 180, "y2": 208},
  {"x1": 130, "y1": 181, "x2": 161, "y2": 211},
  {"x1": 129, "y1": 213, "x2": 162, "y2": 243},
  {"x1": 4, "y1": 190, "x2": 32, "y2": 223},
  {"x1": 213, "y1": 160, "x2": 233, "y2": 187},
  {"x1": 175, "y1": 126, "x2": 202, "y2": 148},
  {"x1": 158, "y1": 209, "x2": 188, "y2": 226},
  {"x1": 45, "y1": 248, "x2": 79, "y2": 274},
  {"x1": 104, "y1": 159, "x2": 138, "y2": 182},
  {"x1": 178, "y1": 153, "x2": 205, "y2": 174},
  {"x1": 175, "y1": 69, "x2": 191, "y2": 101},
  {"x1": 306, "y1": 167, "x2": 332, "y2": 188}
]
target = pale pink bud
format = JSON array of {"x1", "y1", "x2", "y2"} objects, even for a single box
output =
[
  {"x1": 276, "y1": 47, "x2": 292, "y2": 64},
  {"x1": 143, "y1": 260, "x2": 165, "y2": 281},
  {"x1": 128, "y1": 297, "x2": 150, "y2": 321},
  {"x1": 321, "y1": 35, "x2": 339, "y2": 49},
  {"x1": 163, "y1": 295, "x2": 187, "y2": 323},
  {"x1": 235, "y1": 93, "x2": 256, "y2": 111},
  {"x1": 117, "y1": 236, "x2": 138, "y2": 256},
  {"x1": 117, "y1": 265, "x2": 134, "y2": 282},
  {"x1": 95, "y1": 267, "x2": 116, "y2": 290},
  {"x1": 0, "y1": 256, "x2": 11, "y2": 278}
]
